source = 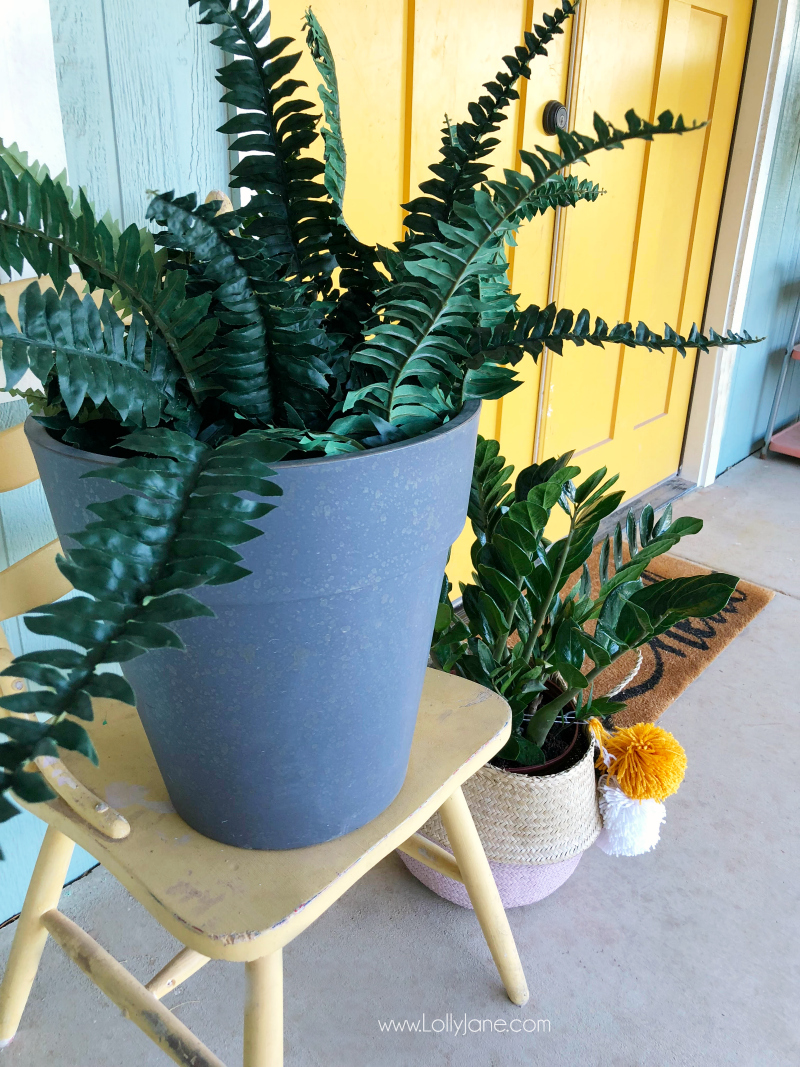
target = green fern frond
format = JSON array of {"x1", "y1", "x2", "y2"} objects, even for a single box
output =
[
  {"x1": 402, "y1": 0, "x2": 577, "y2": 243},
  {"x1": 0, "y1": 137, "x2": 74, "y2": 203},
  {"x1": 5, "y1": 387, "x2": 61, "y2": 417},
  {"x1": 347, "y1": 108, "x2": 756, "y2": 432},
  {"x1": 0, "y1": 427, "x2": 288, "y2": 821},
  {"x1": 0, "y1": 136, "x2": 130, "y2": 250},
  {"x1": 464, "y1": 299, "x2": 759, "y2": 374},
  {"x1": 512, "y1": 173, "x2": 602, "y2": 220},
  {"x1": 496, "y1": 300, "x2": 758, "y2": 361},
  {"x1": 246, "y1": 424, "x2": 366, "y2": 456},
  {"x1": 257, "y1": 278, "x2": 335, "y2": 429},
  {"x1": 148, "y1": 191, "x2": 276, "y2": 422},
  {"x1": 0, "y1": 283, "x2": 166, "y2": 426},
  {"x1": 299, "y1": 8, "x2": 384, "y2": 351},
  {"x1": 0, "y1": 162, "x2": 216, "y2": 407},
  {"x1": 191, "y1": 0, "x2": 336, "y2": 287},
  {"x1": 150, "y1": 190, "x2": 338, "y2": 429},
  {"x1": 304, "y1": 8, "x2": 346, "y2": 209}
]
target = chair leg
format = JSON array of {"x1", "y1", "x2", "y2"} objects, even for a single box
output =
[
  {"x1": 438, "y1": 786, "x2": 529, "y2": 1006},
  {"x1": 243, "y1": 948, "x2": 283, "y2": 1067},
  {"x1": 0, "y1": 826, "x2": 75, "y2": 1045}
]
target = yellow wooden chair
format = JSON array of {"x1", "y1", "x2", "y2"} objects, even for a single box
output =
[{"x1": 0, "y1": 421, "x2": 528, "y2": 1067}]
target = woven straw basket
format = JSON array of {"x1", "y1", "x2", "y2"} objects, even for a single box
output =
[{"x1": 400, "y1": 738, "x2": 602, "y2": 908}]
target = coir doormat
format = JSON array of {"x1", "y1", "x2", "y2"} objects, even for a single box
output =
[{"x1": 582, "y1": 553, "x2": 774, "y2": 728}]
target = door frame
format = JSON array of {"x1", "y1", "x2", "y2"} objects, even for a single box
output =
[{"x1": 682, "y1": 0, "x2": 796, "y2": 485}]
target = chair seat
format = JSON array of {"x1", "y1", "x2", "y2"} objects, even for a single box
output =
[{"x1": 20, "y1": 669, "x2": 509, "y2": 961}]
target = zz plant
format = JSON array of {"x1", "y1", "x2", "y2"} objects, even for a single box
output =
[
  {"x1": 431, "y1": 438, "x2": 738, "y2": 766},
  {"x1": 0, "y1": 0, "x2": 755, "y2": 831}
]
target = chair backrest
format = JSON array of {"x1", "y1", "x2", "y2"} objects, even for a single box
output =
[
  {"x1": 0, "y1": 422, "x2": 72, "y2": 687},
  {"x1": 0, "y1": 419, "x2": 129, "y2": 840}
]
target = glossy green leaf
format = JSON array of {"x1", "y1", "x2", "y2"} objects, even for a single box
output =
[
  {"x1": 47, "y1": 720, "x2": 99, "y2": 765},
  {"x1": 496, "y1": 734, "x2": 545, "y2": 766},
  {"x1": 575, "y1": 695, "x2": 626, "y2": 720},
  {"x1": 478, "y1": 564, "x2": 521, "y2": 605},
  {"x1": 492, "y1": 534, "x2": 534, "y2": 579},
  {"x1": 80, "y1": 673, "x2": 136, "y2": 705},
  {"x1": 11, "y1": 769, "x2": 56, "y2": 804},
  {"x1": 551, "y1": 661, "x2": 589, "y2": 689}
]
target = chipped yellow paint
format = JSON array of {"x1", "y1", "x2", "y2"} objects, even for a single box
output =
[
  {"x1": 12, "y1": 671, "x2": 511, "y2": 961},
  {"x1": 2, "y1": 672, "x2": 530, "y2": 1064}
]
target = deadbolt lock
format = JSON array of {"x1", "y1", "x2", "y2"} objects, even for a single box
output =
[{"x1": 542, "y1": 100, "x2": 568, "y2": 136}]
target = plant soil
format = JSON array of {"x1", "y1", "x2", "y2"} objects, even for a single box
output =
[{"x1": 493, "y1": 722, "x2": 589, "y2": 776}]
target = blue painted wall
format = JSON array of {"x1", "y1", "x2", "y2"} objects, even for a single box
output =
[
  {"x1": 0, "y1": 400, "x2": 98, "y2": 918},
  {"x1": 717, "y1": 10, "x2": 800, "y2": 474},
  {"x1": 48, "y1": 0, "x2": 231, "y2": 228},
  {"x1": 0, "y1": 2, "x2": 231, "y2": 921}
]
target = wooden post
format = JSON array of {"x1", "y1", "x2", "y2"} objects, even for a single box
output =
[
  {"x1": 0, "y1": 827, "x2": 75, "y2": 1046},
  {"x1": 146, "y1": 946, "x2": 211, "y2": 1000},
  {"x1": 243, "y1": 950, "x2": 283, "y2": 1067},
  {"x1": 439, "y1": 786, "x2": 529, "y2": 1006},
  {"x1": 396, "y1": 832, "x2": 464, "y2": 882},
  {"x1": 41, "y1": 909, "x2": 226, "y2": 1067}
]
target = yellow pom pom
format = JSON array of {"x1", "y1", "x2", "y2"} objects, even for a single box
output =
[{"x1": 587, "y1": 718, "x2": 686, "y2": 802}]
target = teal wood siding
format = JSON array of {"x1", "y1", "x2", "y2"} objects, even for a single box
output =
[
  {"x1": 48, "y1": 0, "x2": 231, "y2": 227},
  {"x1": 0, "y1": 1, "x2": 231, "y2": 921},
  {"x1": 717, "y1": 10, "x2": 800, "y2": 473}
]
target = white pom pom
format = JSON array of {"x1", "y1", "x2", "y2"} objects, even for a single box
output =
[{"x1": 595, "y1": 777, "x2": 666, "y2": 856}]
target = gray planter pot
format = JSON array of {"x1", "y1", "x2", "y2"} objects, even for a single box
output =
[{"x1": 25, "y1": 404, "x2": 480, "y2": 849}]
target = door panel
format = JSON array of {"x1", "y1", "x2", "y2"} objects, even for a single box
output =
[
  {"x1": 408, "y1": 0, "x2": 525, "y2": 200},
  {"x1": 271, "y1": 1, "x2": 408, "y2": 248},
  {"x1": 616, "y1": 3, "x2": 725, "y2": 453},
  {"x1": 539, "y1": 0, "x2": 750, "y2": 502}
]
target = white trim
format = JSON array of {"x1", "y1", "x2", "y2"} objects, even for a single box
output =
[
  {"x1": 682, "y1": 0, "x2": 797, "y2": 486},
  {"x1": 0, "y1": 0, "x2": 69, "y2": 403},
  {"x1": 0, "y1": 0, "x2": 68, "y2": 288},
  {"x1": 0, "y1": 0, "x2": 67, "y2": 174}
]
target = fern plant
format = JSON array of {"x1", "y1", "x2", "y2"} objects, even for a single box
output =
[
  {"x1": 431, "y1": 438, "x2": 738, "y2": 766},
  {"x1": 0, "y1": 430, "x2": 286, "y2": 848},
  {"x1": 0, "y1": 0, "x2": 758, "y2": 832},
  {"x1": 0, "y1": 0, "x2": 757, "y2": 457}
]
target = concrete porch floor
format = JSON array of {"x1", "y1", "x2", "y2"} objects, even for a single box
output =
[{"x1": 1, "y1": 453, "x2": 798, "y2": 1066}]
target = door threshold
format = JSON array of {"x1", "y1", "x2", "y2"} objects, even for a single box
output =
[{"x1": 594, "y1": 473, "x2": 696, "y2": 544}]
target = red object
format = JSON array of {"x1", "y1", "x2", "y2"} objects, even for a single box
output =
[{"x1": 769, "y1": 420, "x2": 800, "y2": 458}]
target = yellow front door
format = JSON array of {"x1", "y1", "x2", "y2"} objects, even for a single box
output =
[
  {"x1": 272, "y1": 0, "x2": 752, "y2": 583},
  {"x1": 531, "y1": 0, "x2": 751, "y2": 494}
]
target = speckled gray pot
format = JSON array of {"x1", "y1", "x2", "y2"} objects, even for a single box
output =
[{"x1": 25, "y1": 404, "x2": 480, "y2": 849}]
